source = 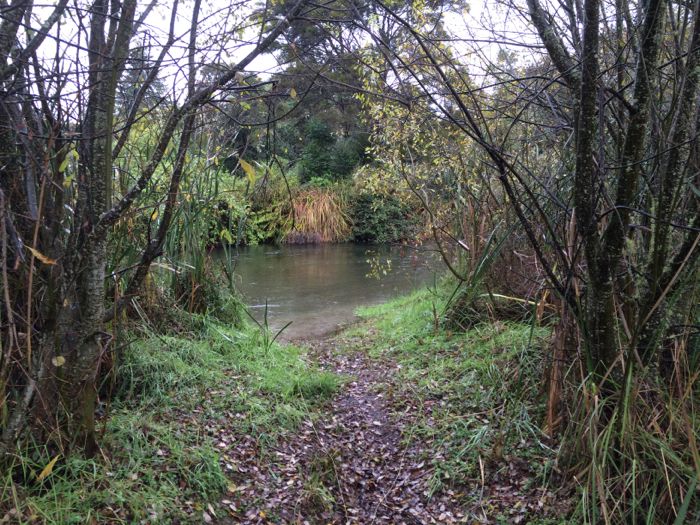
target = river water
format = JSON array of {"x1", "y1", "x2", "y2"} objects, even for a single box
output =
[{"x1": 226, "y1": 243, "x2": 441, "y2": 340}]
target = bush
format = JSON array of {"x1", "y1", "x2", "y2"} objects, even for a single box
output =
[
  {"x1": 171, "y1": 269, "x2": 245, "y2": 326},
  {"x1": 299, "y1": 119, "x2": 334, "y2": 183},
  {"x1": 349, "y1": 193, "x2": 416, "y2": 243},
  {"x1": 329, "y1": 135, "x2": 366, "y2": 180}
]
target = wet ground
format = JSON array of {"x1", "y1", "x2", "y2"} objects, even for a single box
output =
[{"x1": 213, "y1": 336, "x2": 468, "y2": 524}]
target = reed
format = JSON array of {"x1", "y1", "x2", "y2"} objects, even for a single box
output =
[{"x1": 553, "y1": 318, "x2": 700, "y2": 524}]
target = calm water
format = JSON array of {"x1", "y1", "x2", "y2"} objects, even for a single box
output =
[{"x1": 225, "y1": 243, "x2": 440, "y2": 340}]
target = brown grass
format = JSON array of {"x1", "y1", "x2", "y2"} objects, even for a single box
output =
[{"x1": 283, "y1": 188, "x2": 351, "y2": 244}]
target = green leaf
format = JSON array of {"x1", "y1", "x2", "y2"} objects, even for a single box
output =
[
  {"x1": 219, "y1": 229, "x2": 233, "y2": 244},
  {"x1": 58, "y1": 157, "x2": 69, "y2": 173},
  {"x1": 673, "y1": 477, "x2": 696, "y2": 525}
]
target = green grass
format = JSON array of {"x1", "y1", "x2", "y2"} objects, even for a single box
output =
[
  {"x1": 1, "y1": 315, "x2": 340, "y2": 524},
  {"x1": 351, "y1": 286, "x2": 699, "y2": 523},
  {"x1": 350, "y1": 286, "x2": 565, "y2": 518}
]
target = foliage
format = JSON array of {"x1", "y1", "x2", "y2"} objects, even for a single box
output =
[
  {"x1": 0, "y1": 0, "x2": 309, "y2": 453},
  {"x1": 299, "y1": 119, "x2": 335, "y2": 183},
  {"x1": 353, "y1": 2, "x2": 700, "y2": 521},
  {"x1": 349, "y1": 286, "x2": 564, "y2": 521},
  {"x1": 283, "y1": 188, "x2": 351, "y2": 244},
  {"x1": 349, "y1": 192, "x2": 417, "y2": 243},
  {"x1": 298, "y1": 119, "x2": 366, "y2": 183}
]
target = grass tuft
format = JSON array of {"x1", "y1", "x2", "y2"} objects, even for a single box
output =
[{"x1": 283, "y1": 188, "x2": 351, "y2": 244}]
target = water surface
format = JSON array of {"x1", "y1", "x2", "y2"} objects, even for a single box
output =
[{"x1": 226, "y1": 243, "x2": 440, "y2": 340}]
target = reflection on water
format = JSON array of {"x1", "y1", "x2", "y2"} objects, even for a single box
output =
[{"x1": 223, "y1": 243, "x2": 440, "y2": 340}]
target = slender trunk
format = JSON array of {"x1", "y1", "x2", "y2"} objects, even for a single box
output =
[{"x1": 575, "y1": 0, "x2": 615, "y2": 379}]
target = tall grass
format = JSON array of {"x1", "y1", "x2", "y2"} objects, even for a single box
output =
[
  {"x1": 353, "y1": 286, "x2": 559, "y2": 519},
  {"x1": 283, "y1": 188, "x2": 351, "y2": 244},
  {"x1": 357, "y1": 275, "x2": 699, "y2": 523},
  {"x1": 561, "y1": 328, "x2": 700, "y2": 524}
]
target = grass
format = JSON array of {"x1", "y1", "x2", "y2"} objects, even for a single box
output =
[
  {"x1": 283, "y1": 188, "x2": 351, "y2": 243},
  {"x1": 5, "y1": 280, "x2": 689, "y2": 523},
  {"x1": 349, "y1": 285, "x2": 699, "y2": 524},
  {"x1": 347, "y1": 286, "x2": 569, "y2": 522},
  {"x1": 1, "y1": 315, "x2": 340, "y2": 524}
]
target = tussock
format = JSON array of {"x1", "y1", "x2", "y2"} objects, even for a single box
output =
[{"x1": 283, "y1": 188, "x2": 351, "y2": 244}]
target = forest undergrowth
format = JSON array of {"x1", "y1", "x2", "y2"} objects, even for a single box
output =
[
  {"x1": 2, "y1": 280, "x2": 695, "y2": 523},
  {"x1": 0, "y1": 281, "x2": 574, "y2": 524}
]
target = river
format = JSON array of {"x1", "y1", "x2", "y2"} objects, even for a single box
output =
[{"x1": 226, "y1": 243, "x2": 441, "y2": 340}]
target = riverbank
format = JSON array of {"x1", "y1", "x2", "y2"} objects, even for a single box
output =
[
  {"x1": 215, "y1": 289, "x2": 572, "y2": 523},
  {"x1": 0, "y1": 319, "x2": 338, "y2": 524},
  {"x1": 2, "y1": 288, "x2": 572, "y2": 524}
]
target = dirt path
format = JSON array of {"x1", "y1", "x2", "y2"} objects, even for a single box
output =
[{"x1": 214, "y1": 336, "x2": 468, "y2": 524}]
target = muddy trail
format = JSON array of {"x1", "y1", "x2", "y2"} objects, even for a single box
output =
[{"x1": 211, "y1": 335, "x2": 468, "y2": 524}]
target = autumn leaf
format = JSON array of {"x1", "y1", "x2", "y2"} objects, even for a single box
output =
[
  {"x1": 37, "y1": 455, "x2": 60, "y2": 482},
  {"x1": 51, "y1": 356, "x2": 66, "y2": 367},
  {"x1": 239, "y1": 159, "x2": 256, "y2": 184},
  {"x1": 290, "y1": 87, "x2": 297, "y2": 99},
  {"x1": 27, "y1": 247, "x2": 57, "y2": 265}
]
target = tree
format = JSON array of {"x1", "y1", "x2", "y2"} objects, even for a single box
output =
[{"x1": 0, "y1": 0, "x2": 308, "y2": 456}]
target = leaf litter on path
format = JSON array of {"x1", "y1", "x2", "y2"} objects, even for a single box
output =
[{"x1": 206, "y1": 336, "x2": 566, "y2": 524}]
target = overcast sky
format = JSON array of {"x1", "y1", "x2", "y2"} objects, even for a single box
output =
[{"x1": 27, "y1": 0, "x2": 539, "y2": 97}]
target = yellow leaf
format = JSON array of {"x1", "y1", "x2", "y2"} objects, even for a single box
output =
[
  {"x1": 239, "y1": 159, "x2": 256, "y2": 184},
  {"x1": 151, "y1": 209, "x2": 159, "y2": 221},
  {"x1": 37, "y1": 455, "x2": 60, "y2": 482},
  {"x1": 27, "y1": 247, "x2": 57, "y2": 265},
  {"x1": 51, "y1": 356, "x2": 65, "y2": 367},
  {"x1": 290, "y1": 87, "x2": 297, "y2": 99}
]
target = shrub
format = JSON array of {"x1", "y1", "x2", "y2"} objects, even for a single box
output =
[
  {"x1": 349, "y1": 193, "x2": 416, "y2": 243},
  {"x1": 329, "y1": 135, "x2": 367, "y2": 179},
  {"x1": 299, "y1": 119, "x2": 334, "y2": 183},
  {"x1": 299, "y1": 120, "x2": 366, "y2": 183}
]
